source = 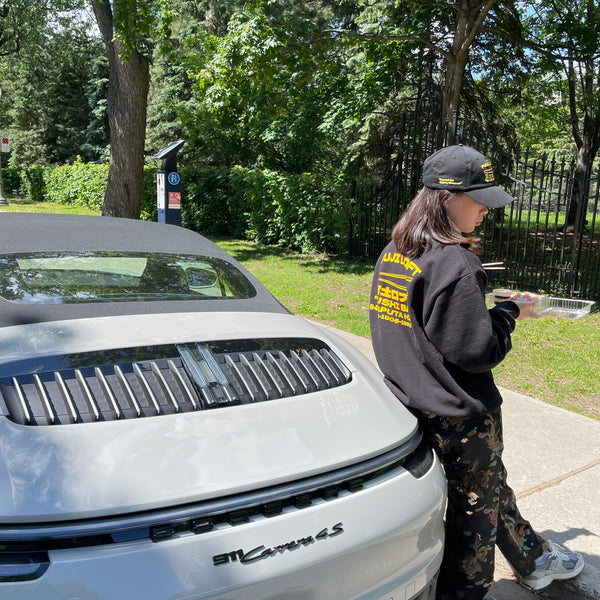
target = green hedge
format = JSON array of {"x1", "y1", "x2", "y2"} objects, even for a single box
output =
[
  {"x1": 2, "y1": 165, "x2": 51, "y2": 202},
  {"x1": 44, "y1": 161, "x2": 108, "y2": 210},
  {"x1": 4, "y1": 163, "x2": 351, "y2": 253},
  {"x1": 181, "y1": 166, "x2": 351, "y2": 253},
  {"x1": 180, "y1": 166, "x2": 245, "y2": 238},
  {"x1": 4, "y1": 162, "x2": 158, "y2": 217}
]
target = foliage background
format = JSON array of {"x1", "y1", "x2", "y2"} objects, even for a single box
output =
[
  {"x1": 1, "y1": 0, "x2": 600, "y2": 252},
  {"x1": 3, "y1": 163, "x2": 350, "y2": 253}
]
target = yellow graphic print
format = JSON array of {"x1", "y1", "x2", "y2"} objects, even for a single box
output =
[
  {"x1": 370, "y1": 252, "x2": 421, "y2": 329},
  {"x1": 438, "y1": 177, "x2": 463, "y2": 186},
  {"x1": 481, "y1": 161, "x2": 495, "y2": 183}
]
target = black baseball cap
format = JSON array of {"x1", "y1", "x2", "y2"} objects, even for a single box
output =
[{"x1": 422, "y1": 144, "x2": 514, "y2": 208}]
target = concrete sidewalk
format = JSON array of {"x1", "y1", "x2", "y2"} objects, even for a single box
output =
[{"x1": 319, "y1": 324, "x2": 600, "y2": 600}]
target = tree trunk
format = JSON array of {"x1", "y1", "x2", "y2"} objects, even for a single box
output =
[
  {"x1": 566, "y1": 50, "x2": 599, "y2": 227},
  {"x1": 441, "y1": 0, "x2": 497, "y2": 145},
  {"x1": 442, "y1": 53, "x2": 468, "y2": 145},
  {"x1": 568, "y1": 146, "x2": 592, "y2": 228},
  {"x1": 92, "y1": 0, "x2": 150, "y2": 219}
]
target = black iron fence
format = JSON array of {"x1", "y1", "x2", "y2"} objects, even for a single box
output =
[
  {"x1": 483, "y1": 152, "x2": 599, "y2": 299},
  {"x1": 349, "y1": 102, "x2": 600, "y2": 301}
]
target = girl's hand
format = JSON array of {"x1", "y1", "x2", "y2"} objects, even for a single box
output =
[{"x1": 511, "y1": 292, "x2": 541, "y2": 320}]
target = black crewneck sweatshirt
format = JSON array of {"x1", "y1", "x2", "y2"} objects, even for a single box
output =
[{"x1": 369, "y1": 241, "x2": 519, "y2": 418}]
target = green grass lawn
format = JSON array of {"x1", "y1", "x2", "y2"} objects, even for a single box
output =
[
  {"x1": 1, "y1": 200, "x2": 597, "y2": 420},
  {"x1": 0, "y1": 197, "x2": 99, "y2": 215}
]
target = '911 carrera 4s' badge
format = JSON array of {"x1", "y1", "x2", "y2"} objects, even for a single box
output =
[{"x1": 212, "y1": 523, "x2": 344, "y2": 566}]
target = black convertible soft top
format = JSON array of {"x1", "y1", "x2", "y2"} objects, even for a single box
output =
[
  {"x1": 2, "y1": 213, "x2": 236, "y2": 255},
  {"x1": 0, "y1": 213, "x2": 288, "y2": 326}
]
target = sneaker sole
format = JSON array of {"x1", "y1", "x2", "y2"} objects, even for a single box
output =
[{"x1": 519, "y1": 560, "x2": 585, "y2": 591}]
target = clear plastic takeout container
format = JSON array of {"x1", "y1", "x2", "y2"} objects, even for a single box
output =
[
  {"x1": 508, "y1": 291, "x2": 595, "y2": 319},
  {"x1": 534, "y1": 296, "x2": 595, "y2": 319}
]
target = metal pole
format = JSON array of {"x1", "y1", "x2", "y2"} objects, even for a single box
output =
[{"x1": 0, "y1": 151, "x2": 6, "y2": 206}]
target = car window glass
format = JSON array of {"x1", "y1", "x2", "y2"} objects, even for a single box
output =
[{"x1": 0, "y1": 252, "x2": 256, "y2": 304}]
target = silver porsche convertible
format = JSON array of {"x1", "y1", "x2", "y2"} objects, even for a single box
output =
[{"x1": 0, "y1": 213, "x2": 445, "y2": 600}]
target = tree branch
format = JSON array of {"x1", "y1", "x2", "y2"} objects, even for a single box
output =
[
  {"x1": 91, "y1": 0, "x2": 114, "y2": 48},
  {"x1": 462, "y1": 0, "x2": 498, "y2": 51}
]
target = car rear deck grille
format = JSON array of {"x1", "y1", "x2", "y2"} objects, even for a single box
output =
[{"x1": 0, "y1": 339, "x2": 352, "y2": 426}]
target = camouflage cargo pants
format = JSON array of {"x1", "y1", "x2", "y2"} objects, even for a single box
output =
[{"x1": 417, "y1": 407, "x2": 549, "y2": 600}]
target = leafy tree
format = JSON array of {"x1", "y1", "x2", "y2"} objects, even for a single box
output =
[
  {"x1": 336, "y1": 0, "x2": 526, "y2": 144},
  {"x1": 0, "y1": 0, "x2": 51, "y2": 57},
  {"x1": 482, "y1": 61, "x2": 572, "y2": 156},
  {"x1": 178, "y1": 1, "x2": 351, "y2": 174},
  {"x1": 0, "y1": 7, "x2": 108, "y2": 165},
  {"x1": 523, "y1": 0, "x2": 600, "y2": 226},
  {"x1": 154, "y1": 0, "x2": 423, "y2": 183},
  {"x1": 144, "y1": 0, "x2": 213, "y2": 160}
]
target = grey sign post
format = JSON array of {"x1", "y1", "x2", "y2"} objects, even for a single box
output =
[{"x1": 152, "y1": 140, "x2": 185, "y2": 226}]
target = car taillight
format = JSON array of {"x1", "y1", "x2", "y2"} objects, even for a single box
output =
[{"x1": 404, "y1": 439, "x2": 435, "y2": 478}]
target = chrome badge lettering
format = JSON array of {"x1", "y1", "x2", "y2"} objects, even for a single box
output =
[{"x1": 212, "y1": 523, "x2": 344, "y2": 566}]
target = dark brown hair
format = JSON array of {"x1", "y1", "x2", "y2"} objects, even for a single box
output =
[{"x1": 391, "y1": 187, "x2": 481, "y2": 258}]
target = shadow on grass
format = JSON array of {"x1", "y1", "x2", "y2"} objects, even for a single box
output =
[
  {"x1": 298, "y1": 255, "x2": 375, "y2": 276},
  {"x1": 218, "y1": 241, "x2": 290, "y2": 263},
  {"x1": 5, "y1": 197, "x2": 38, "y2": 205}
]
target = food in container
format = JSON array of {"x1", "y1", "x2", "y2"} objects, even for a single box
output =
[{"x1": 492, "y1": 288, "x2": 514, "y2": 304}]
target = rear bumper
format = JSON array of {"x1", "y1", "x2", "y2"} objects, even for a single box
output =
[{"x1": 0, "y1": 453, "x2": 445, "y2": 600}]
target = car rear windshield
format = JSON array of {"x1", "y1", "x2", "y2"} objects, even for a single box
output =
[{"x1": 0, "y1": 251, "x2": 257, "y2": 304}]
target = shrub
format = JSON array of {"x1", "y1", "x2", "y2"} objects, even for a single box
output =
[
  {"x1": 2, "y1": 165, "x2": 50, "y2": 202},
  {"x1": 141, "y1": 166, "x2": 159, "y2": 221},
  {"x1": 45, "y1": 160, "x2": 108, "y2": 211},
  {"x1": 182, "y1": 166, "x2": 351, "y2": 253},
  {"x1": 20, "y1": 165, "x2": 49, "y2": 203},
  {"x1": 2, "y1": 167, "x2": 25, "y2": 196},
  {"x1": 233, "y1": 167, "x2": 350, "y2": 253},
  {"x1": 180, "y1": 166, "x2": 246, "y2": 237}
]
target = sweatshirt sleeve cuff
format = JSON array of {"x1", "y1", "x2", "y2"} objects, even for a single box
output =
[{"x1": 491, "y1": 300, "x2": 520, "y2": 319}]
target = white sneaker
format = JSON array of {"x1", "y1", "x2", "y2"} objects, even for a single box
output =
[{"x1": 519, "y1": 540, "x2": 584, "y2": 590}]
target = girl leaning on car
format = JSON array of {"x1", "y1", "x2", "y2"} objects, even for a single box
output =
[{"x1": 369, "y1": 144, "x2": 584, "y2": 600}]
